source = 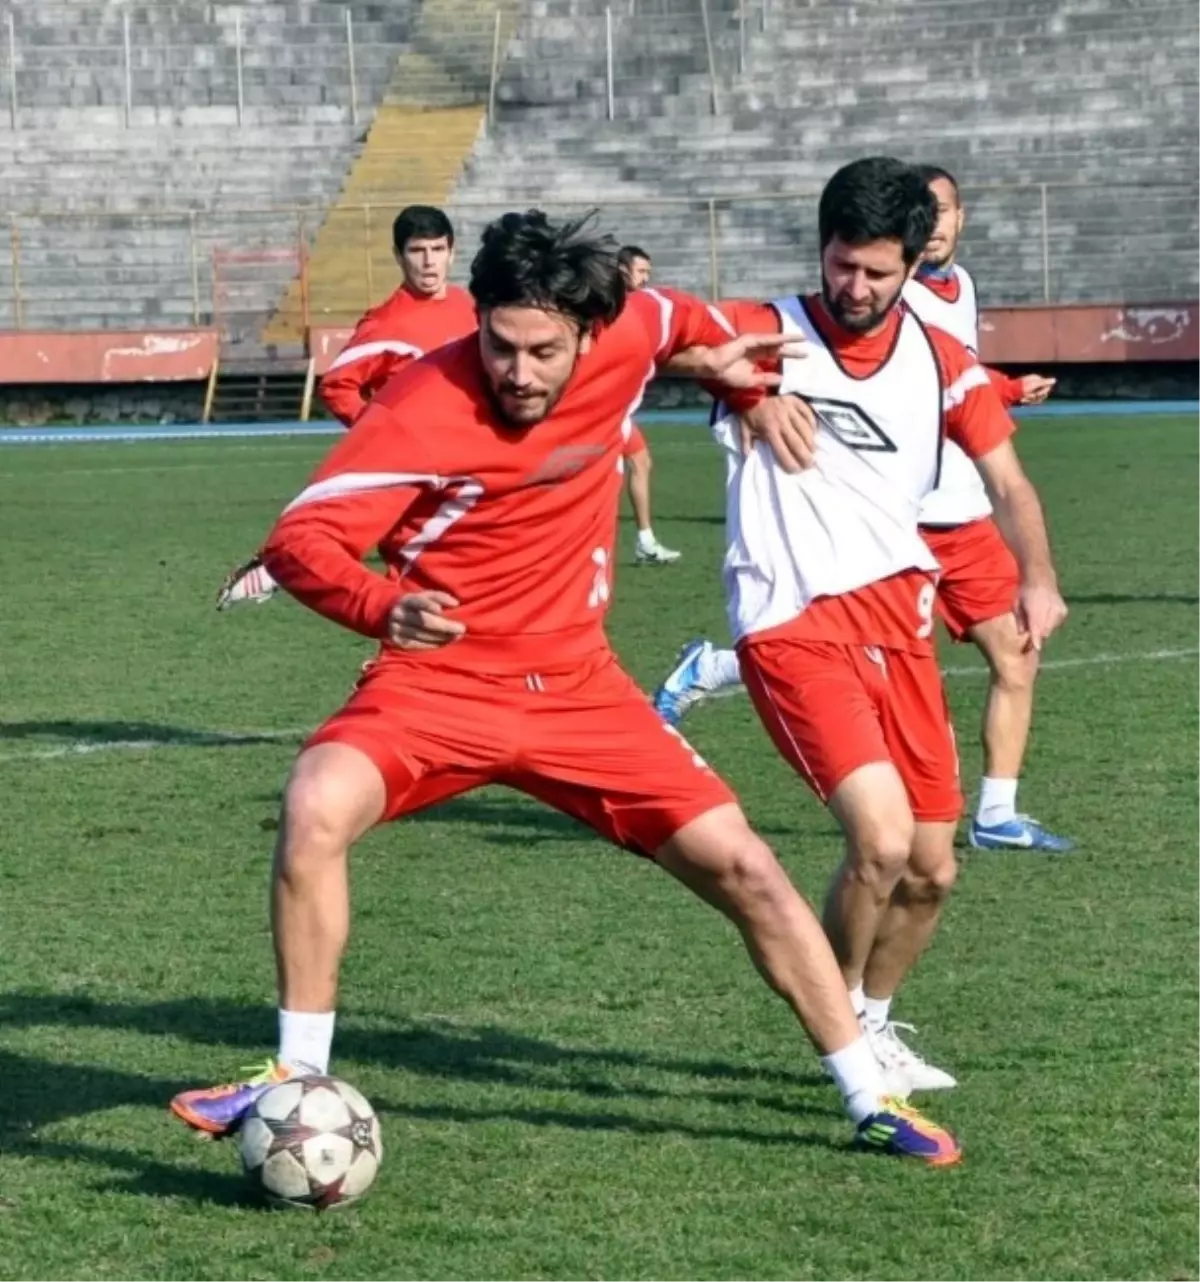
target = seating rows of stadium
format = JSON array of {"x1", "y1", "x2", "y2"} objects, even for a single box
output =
[{"x1": 0, "y1": 0, "x2": 1195, "y2": 341}]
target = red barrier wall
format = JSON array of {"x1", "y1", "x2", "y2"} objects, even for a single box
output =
[
  {"x1": 309, "y1": 326, "x2": 356, "y2": 376},
  {"x1": 314, "y1": 304, "x2": 1199, "y2": 373},
  {"x1": 978, "y1": 303, "x2": 1199, "y2": 364},
  {"x1": 0, "y1": 330, "x2": 220, "y2": 383}
]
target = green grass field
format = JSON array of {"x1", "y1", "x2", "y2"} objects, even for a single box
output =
[{"x1": 0, "y1": 414, "x2": 1197, "y2": 1281}]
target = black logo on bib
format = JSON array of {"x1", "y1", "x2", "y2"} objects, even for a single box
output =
[{"x1": 804, "y1": 396, "x2": 897, "y2": 453}]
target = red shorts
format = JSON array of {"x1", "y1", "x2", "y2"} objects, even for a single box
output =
[
  {"x1": 738, "y1": 633, "x2": 962, "y2": 823},
  {"x1": 305, "y1": 650, "x2": 735, "y2": 856},
  {"x1": 623, "y1": 423, "x2": 647, "y2": 456},
  {"x1": 922, "y1": 517, "x2": 1019, "y2": 641}
]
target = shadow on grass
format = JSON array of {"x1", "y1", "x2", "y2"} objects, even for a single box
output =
[
  {"x1": 1068, "y1": 591, "x2": 1199, "y2": 606},
  {"x1": 0, "y1": 719, "x2": 297, "y2": 750},
  {"x1": 0, "y1": 991, "x2": 826, "y2": 1094},
  {"x1": 0, "y1": 994, "x2": 841, "y2": 1204}
]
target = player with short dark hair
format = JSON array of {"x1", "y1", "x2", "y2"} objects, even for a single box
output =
[
  {"x1": 615, "y1": 244, "x2": 680, "y2": 564},
  {"x1": 659, "y1": 157, "x2": 1067, "y2": 1093},
  {"x1": 217, "y1": 204, "x2": 477, "y2": 610},
  {"x1": 170, "y1": 209, "x2": 961, "y2": 1167},
  {"x1": 656, "y1": 165, "x2": 1071, "y2": 854},
  {"x1": 906, "y1": 166, "x2": 1070, "y2": 852},
  {"x1": 618, "y1": 244, "x2": 653, "y2": 290}
]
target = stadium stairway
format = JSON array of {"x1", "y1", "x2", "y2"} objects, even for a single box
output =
[{"x1": 263, "y1": 0, "x2": 521, "y2": 343}]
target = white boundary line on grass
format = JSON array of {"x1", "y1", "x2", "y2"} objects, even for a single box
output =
[
  {"x1": 941, "y1": 645, "x2": 1198, "y2": 676},
  {"x1": 0, "y1": 647, "x2": 1194, "y2": 768}
]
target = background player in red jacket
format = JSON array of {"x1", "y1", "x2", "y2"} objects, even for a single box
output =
[
  {"x1": 217, "y1": 205, "x2": 477, "y2": 609},
  {"x1": 617, "y1": 245, "x2": 681, "y2": 565},
  {"x1": 170, "y1": 210, "x2": 961, "y2": 1166},
  {"x1": 318, "y1": 204, "x2": 477, "y2": 426}
]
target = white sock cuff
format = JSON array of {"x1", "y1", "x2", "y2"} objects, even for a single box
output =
[
  {"x1": 821, "y1": 1035, "x2": 886, "y2": 1124},
  {"x1": 278, "y1": 1008, "x2": 336, "y2": 1075},
  {"x1": 862, "y1": 992, "x2": 892, "y2": 1032},
  {"x1": 977, "y1": 776, "x2": 1019, "y2": 824}
]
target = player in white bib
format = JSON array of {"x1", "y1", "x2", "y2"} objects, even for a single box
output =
[
  {"x1": 655, "y1": 164, "x2": 1073, "y2": 854},
  {"x1": 682, "y1": 158, "x2": 1068, "y2": 1093}
]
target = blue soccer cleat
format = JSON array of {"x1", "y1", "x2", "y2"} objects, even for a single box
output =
[
  {"x1": 969, "y1": 814, "x2": 1075, "y2": 853},
  {"x1": 854, "y1": 1098, "x2": 962, "y2": 1166},
  {"x1": 652, "y1": 638, "x2": 712, "y2": 726},
  {"x1": 170, "y1": 1058, "x2": 295, "y2": 1137}
]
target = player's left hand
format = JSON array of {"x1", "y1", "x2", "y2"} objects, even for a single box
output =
[
  {"x1": 1014, "y1": 580, "x2": 1068, "y2": 651},
  {"x1": 738, "y1": 395, "x2": 817, "y2": 472},
  {"x1": 1018, "y1": 374, "x2": 1056, "y2": 405}
]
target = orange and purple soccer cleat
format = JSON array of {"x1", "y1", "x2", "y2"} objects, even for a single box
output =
[
  {"x1": 170, "y1": 1058, "x2": 294, "y2": 1137},
  {"x1": 854, "y1": 1097, "x2": 962, "y2": 1166}
]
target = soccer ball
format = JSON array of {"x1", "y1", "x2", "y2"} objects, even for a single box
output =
[{"x1": 237, "y1": 1075, "x2": 382, "y2": 1210}]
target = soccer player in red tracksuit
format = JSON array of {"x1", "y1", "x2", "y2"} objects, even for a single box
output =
[
  {"x1": 662, "y1": 159, "x2": 1067, "y2": 1096},
  {"x1": 653, "y1": 164, "x2": 1074, "y2": 856},
  {"x1": 617, "y1": 244, "x2": 682, "y2": 564},
  {"x1": 217, "y1": 204, "x2": 477, "y2": 609},
  {"x1": 170, "y1": 210, "x2": 962, "y2": 1166}
]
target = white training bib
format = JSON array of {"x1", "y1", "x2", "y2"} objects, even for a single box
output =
[
  {"x1": 904, "y1": 265, "x2": 992, "y2": 526},
  {"x1": 715, "y1": 297, "x2": 943, "y2": 642}
]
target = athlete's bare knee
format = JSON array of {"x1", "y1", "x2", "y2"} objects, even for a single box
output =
[
  {"x1": 657, "y1": 806, "x2": 793, "y2": 919},
  {"x1": 847, "y1": 814, "x2": 914, "y2": 888},
  {"x1": 977, "y1": 621, "x2": 1038, "y2": 691},
  {"x1": 714, "y1": 833, "x2": 791, "y2": 915},
  {"x1": 900, "y1": 855, "x2": 958, "y2": 904},
  {"x1": 280, "y1": 744, "x2": 385, "y2": 863}
]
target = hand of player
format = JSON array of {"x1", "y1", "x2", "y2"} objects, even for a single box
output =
[
  {"x1": 738, "y1": 395, "x2": 818, "y2": 472},
  {"x1": 668, "y1": 333, "x2": 806, "y2": 389},
  {"x1": 1018, "y1": 374, "x2": 1056, "y2": 405},
  {"x1": 387, "y1": 591, "x2": 466, "y2": 650},
  {"x1": 1013, "y1": 581, "x2": 1067, "y2": 652}
]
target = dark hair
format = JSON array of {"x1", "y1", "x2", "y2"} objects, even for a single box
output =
[
  {"x1": 818, "y1": 157, "x2": 937, "y2": 267},
  {"x1": 392, "y1": 205, "x2": 455, "y2": 253},
  {"x1": 916, "y1": 164, "x2": 960, "y2": 203},
  {"x1": 618, "y1": 244, "x2": 651, "y2": 270},
  {"x1": 469, "y1": 210, "x2": 626, "y2": 330}
]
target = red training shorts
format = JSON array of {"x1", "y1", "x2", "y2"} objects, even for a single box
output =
[
  {"x1": 921, "y1": 516, "x2": 1019, "y2": 641},
  {"x1": 739, "y1": 634, "x2": 962, "y2": 823},
  {"x1": 305, "y1": 650, "x2": 735, "y2": 856},
  {"x1": 622, "y1": 423, "x2": 648, "y2": 456}
]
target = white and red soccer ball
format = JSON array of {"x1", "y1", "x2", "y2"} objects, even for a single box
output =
[{"x1": 237, "y1": 1075, "x2": 382, "y2": 1209}]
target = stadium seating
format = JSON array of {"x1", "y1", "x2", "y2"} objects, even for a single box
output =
[
  {"x1": 0, "y1": 0, "x2": 1195, "y2": 339},
  {"x1": 0, "y1": 2, "x2": 411, "y2": 335},
  {"x1": 457, "y1": 0, "x2": 1200, "y2": 304}
]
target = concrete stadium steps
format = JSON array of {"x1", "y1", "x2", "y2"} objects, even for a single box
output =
[
  {"x1": 264, "y1": 104, "x2": 487, "y2": 340},
  {"x1": 262, "y1": 0, "x2": 520, "y2": 341},
  {"x1": 3, "y1": 2, "x2": 412, "y2": 118},
  {"x1": 0, "y1": 125, "x2": 362, "y2": 209},
  {"x1": 449, "y1": 0, "x2": 1198, "y2": 304}
]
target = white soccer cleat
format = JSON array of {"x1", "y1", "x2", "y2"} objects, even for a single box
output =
[
  {"x1": 635, "y1": 540, "x2": 682, "y2": 565},
  {"x1": 216, "y1": 556, "x2": 279, "y2": 611},
  {"x1": 865, "y1": 1021, "x2": 957, "y2": 1093}
]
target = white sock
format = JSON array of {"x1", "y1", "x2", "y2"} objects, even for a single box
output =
[
  {"x1": 848, "y1": 982, "x2": 866, "y2": 1019},
  {"x1": 862, "y1": 993, "x2": 892, "y2": 1032},
  {"x1": 977, "y1": 776, "x2": 1019, "y2": 827},
  {"x1": 636, "y1": 527, "x2": 656, "y2": 550},
  {"x1": 278, "y1": 1008, "x2": 335, "y2": 1075},
  {"x1": 821, "y1": 1035, "x2": 887, "y2": 1124},
  {"x1": 696, "y1": 647, "x2": 743, "y2": 692}
]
